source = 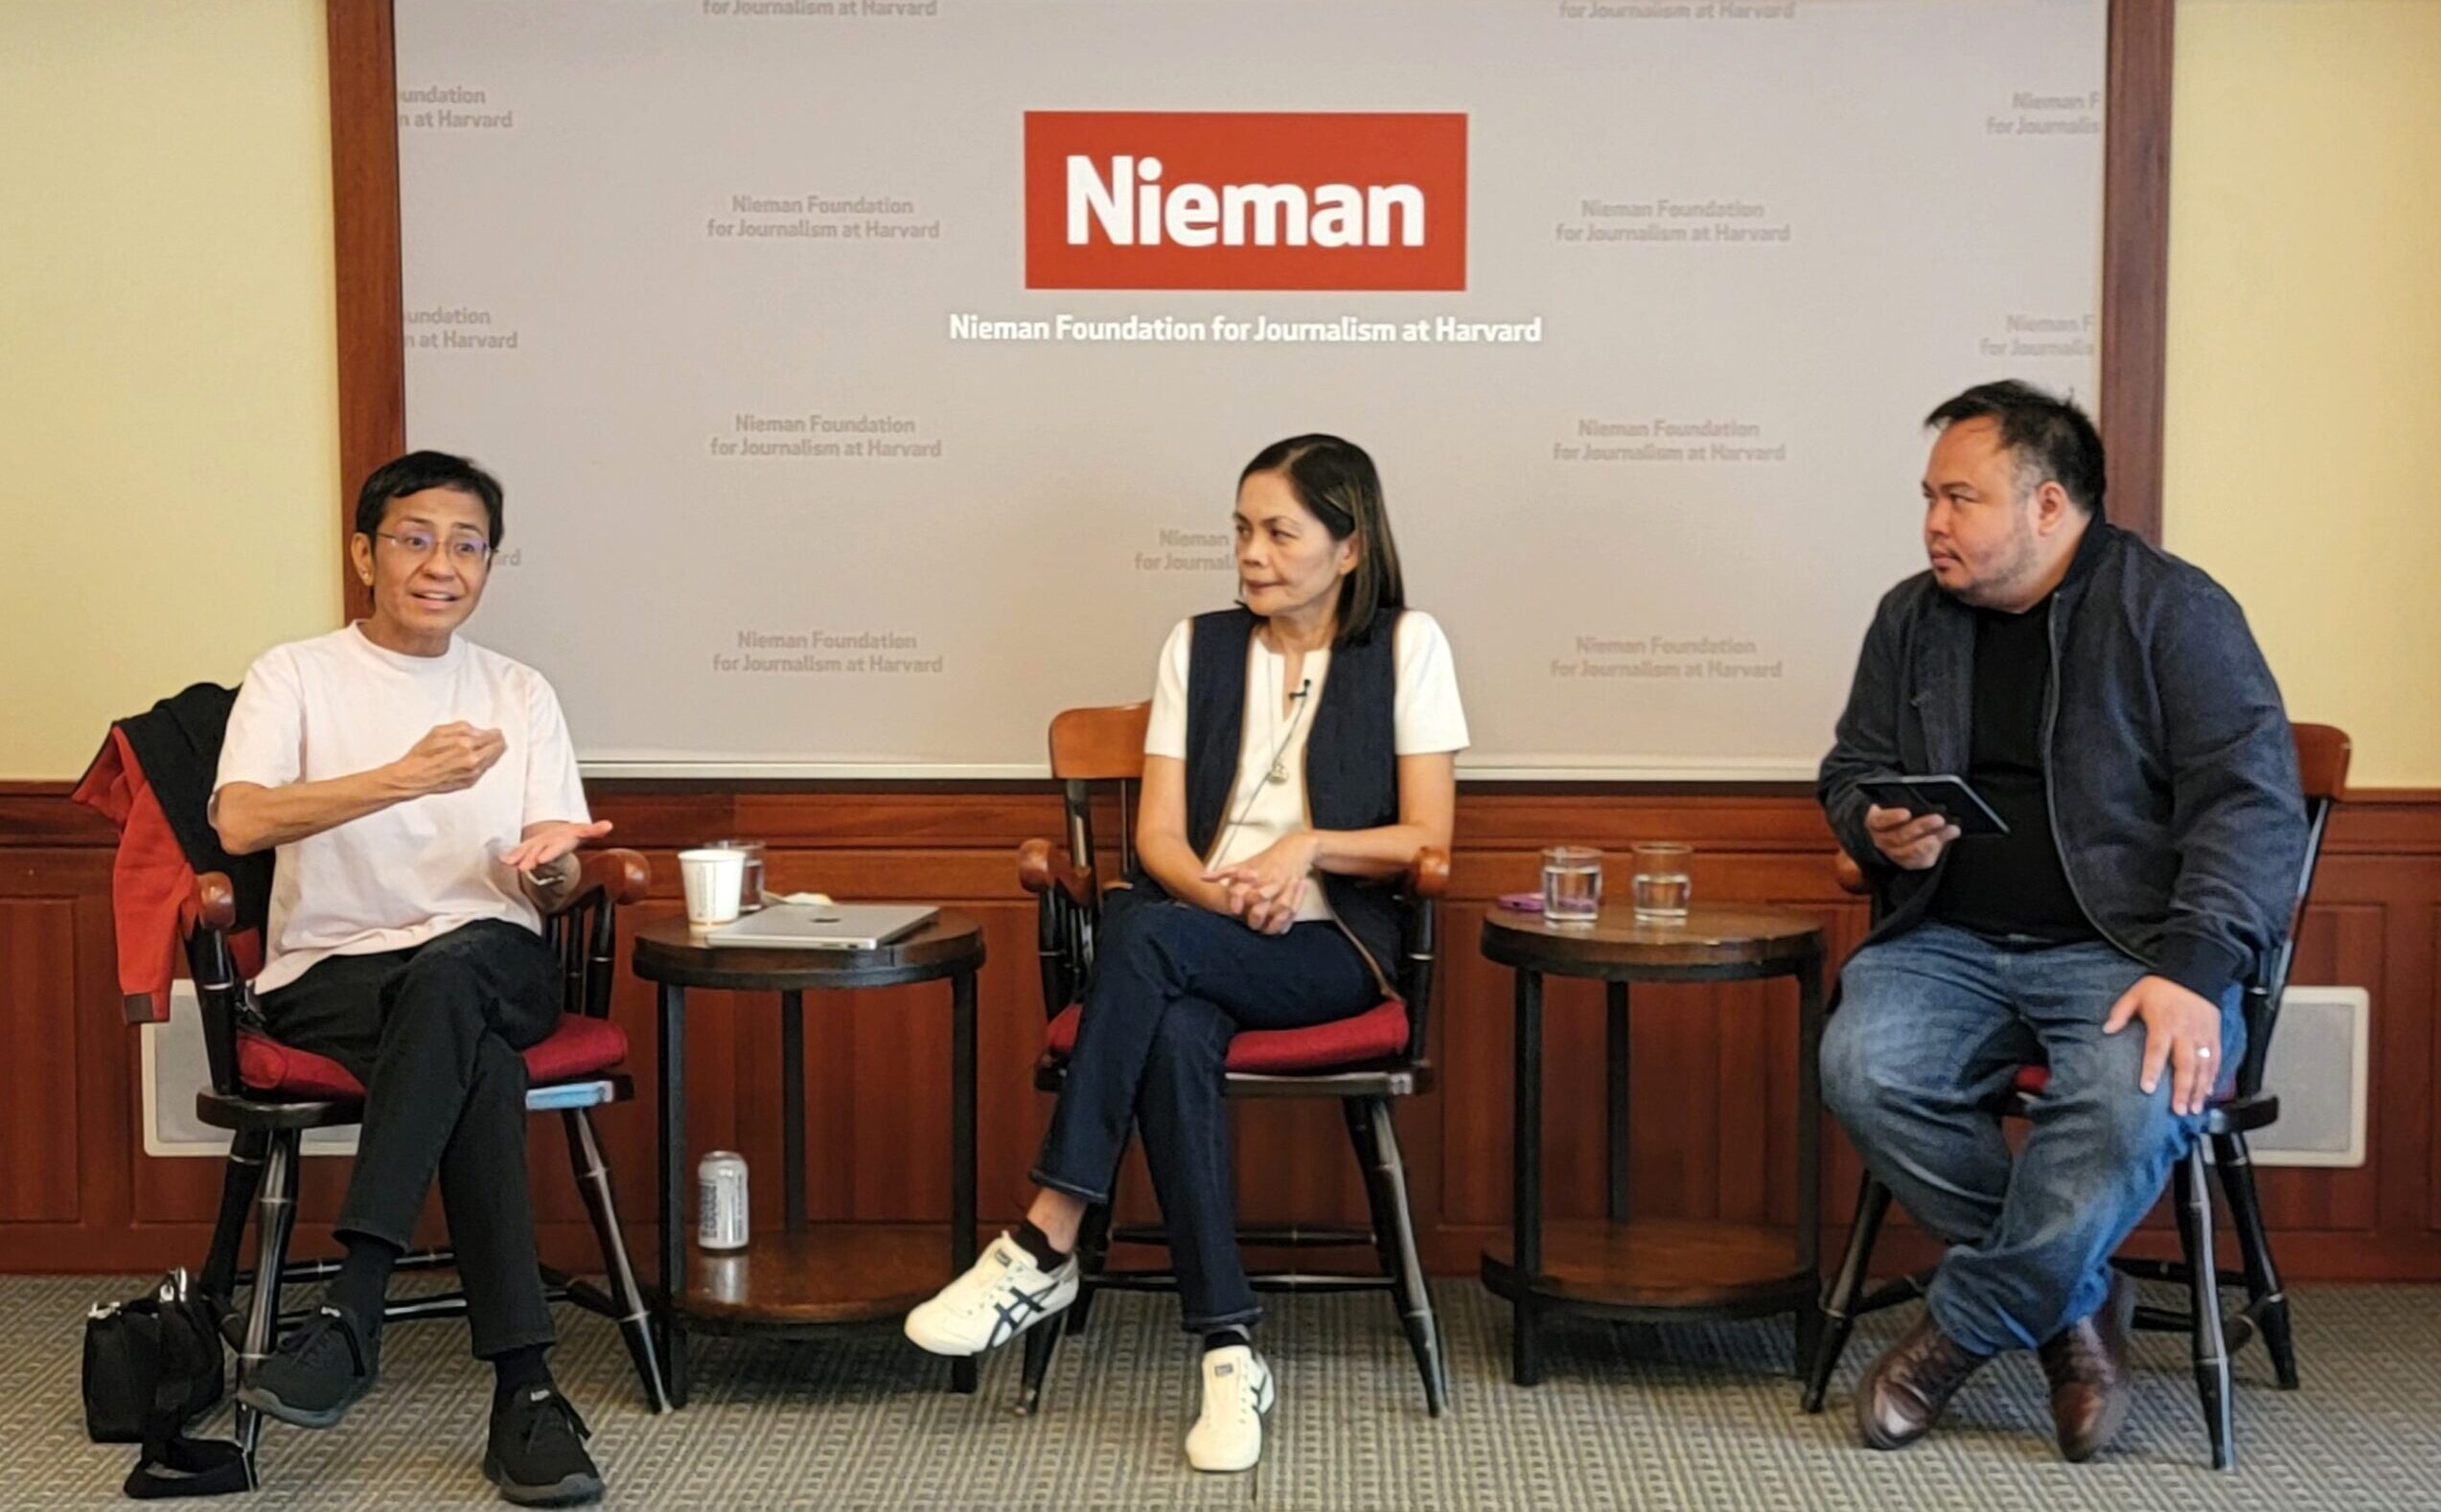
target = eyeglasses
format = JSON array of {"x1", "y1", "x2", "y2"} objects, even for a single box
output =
[{"x1": 376, "y1": 530, "x2": 494, "y2": 567}]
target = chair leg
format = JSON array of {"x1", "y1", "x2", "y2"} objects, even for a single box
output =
[
  {"x1": 201, "y1": 1130, "x2": 270, "y2": 1312},
  {"x1": 1343, "y1": 1099, "x2": 1405, "y2": 1302},
  {"x1": 2216, "y1": 1131, "x2": 2298, "y2": 1389},
  {"x1": 1804, "y1": 1171, "x2": 1892, "y2": 1413},
  {"x1": 1345, "y1": 1098, "x2": 1446, "y2": 1416},
  {"x1": 2174, "y1": 1144, "x2": 2235, "y2": 1470},
  {"x1": 1064, "y1": 1200, "x2": 1114, "y2": 1338},
  {"x1": 1016, "y1": 1299, "x2": 1065, "y2": 1416},
  {"x1": 236, "y1": 1129, "x2": 302, "y2": 1465},
  {"x1": 564, "y1": 1109, "x2": 669, "y2": 1412},
  {"x1": 1016, "y1": 1197, "x2": 1108, "y2": 1420}
]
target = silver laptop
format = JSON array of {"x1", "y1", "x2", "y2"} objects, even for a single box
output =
[{"x1": 703, "y1": 903, "x2": 937, "y2": 951}]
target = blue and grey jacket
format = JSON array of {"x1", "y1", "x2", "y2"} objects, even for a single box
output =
[{"x1": 1818, "y1": 521, "x2": 2306, "y2": 1002}]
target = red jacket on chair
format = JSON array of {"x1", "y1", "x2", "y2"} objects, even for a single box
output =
[{"x1": 72, "y1": 687, "x2": 267, "y2": 1022}]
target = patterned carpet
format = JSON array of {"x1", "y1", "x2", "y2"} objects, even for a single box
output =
[{"x1": 7, "y1": 1273, "x2": 2439, "y2": 1509}]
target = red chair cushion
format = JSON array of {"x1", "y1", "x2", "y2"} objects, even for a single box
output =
[
  {"x1": 236, "y1": 1015, "x2": 629, "y2": 1100},
  {"x1": 1043, "y1": 999, "x2": 1410, "y2": 1075}
]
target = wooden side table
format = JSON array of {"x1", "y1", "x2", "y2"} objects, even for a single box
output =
[
  {"x1": 1480, "y1": 902, "x2": 1826, "y2": 1386},
  {"x1": 631, "y1": 912, "x2": 986, "y2": 1406}
]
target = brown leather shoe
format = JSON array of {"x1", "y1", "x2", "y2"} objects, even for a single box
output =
[
  {"x1": 2038, "y1": 1272, "x2": 2136, "y2": 1462},
  {"x1": 1855, "y1": 1314, "x2": 1990, "y2": 1451}
]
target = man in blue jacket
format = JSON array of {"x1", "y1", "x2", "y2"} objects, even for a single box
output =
[{"x1": 1818, "y1": 380, "x2": 2304, "y2": 1461}]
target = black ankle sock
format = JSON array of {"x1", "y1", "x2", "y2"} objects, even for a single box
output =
[
  {"x1": 1012, "y1": 1220, "x2": 1069, "y2": 1271},
  {"x1": 492, "y1": 1344, "x2": 554, "y2": 1410},
  {"x1": 326, "y1": 1235, "x2": 398, "y2": 1335},
  {"x1": 1203, "y1": 1326, "x2": 1253, "y2": 1355}
]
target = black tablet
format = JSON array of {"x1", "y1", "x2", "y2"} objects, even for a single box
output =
[{"x1": 1856, "y1": 774, "x2": 2011, "y2": 837}]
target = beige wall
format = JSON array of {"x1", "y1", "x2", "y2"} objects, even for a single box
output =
[
  {"x1": 2, "y1": 1, "x2": 2435, "y2": 784},
  {"x1": 2162, "y1": 0, "x2": 2441, "y2": 787},
  {"x1": 0, "y1": 0, "x2": 338, "y2": 779}
]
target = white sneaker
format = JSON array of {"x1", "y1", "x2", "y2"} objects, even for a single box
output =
[
  {"x1": 1185, "y1": 1344, "x2": 1275, "y2": 1473},
  {"x1": 903, "y1": 1232, "x2": 1078, "y2": 1357}
]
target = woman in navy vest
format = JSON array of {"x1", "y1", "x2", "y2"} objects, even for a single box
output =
[{"x1": 907, "y1": 435, "x2": 1467, "y2": 1471}]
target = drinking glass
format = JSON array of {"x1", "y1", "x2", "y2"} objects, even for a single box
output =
[
  {"x1": 703, "y1": 838, "x2": 768, "y2": 911},
  {"x1": 1540, "y1": 845, "x2": 1602, "y2": 925},
  {"x1": 1631, "y1": 842, "x2": 1693, "y2": 923}
]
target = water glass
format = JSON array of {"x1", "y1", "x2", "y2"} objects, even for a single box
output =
[
  {"x1": 703, "y1": 838, "x2": 768, "y2": 911},
  {"x1": 1631, "y1": 842, "x2": 1693, "y2": 923},
  {"x1": 1540, "y1": 846, "x2": 1602, "y2": 925}
]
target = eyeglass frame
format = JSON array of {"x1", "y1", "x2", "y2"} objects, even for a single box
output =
[{"x1": 371, "y1": 529, "x2": 495, "y2": 567}]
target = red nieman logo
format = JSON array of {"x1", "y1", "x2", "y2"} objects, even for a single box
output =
[{"x1": 1025, "y1": 111, "x2": 1467, "y2": 291}]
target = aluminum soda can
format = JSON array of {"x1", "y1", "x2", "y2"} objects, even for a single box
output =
[{"x1": 697, "y1": 1151, "x2": 748, "y2": 1251}]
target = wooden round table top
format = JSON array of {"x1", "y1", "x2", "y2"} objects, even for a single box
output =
[
  {"x1": 631, "y1": 910, "x2": 985, "y2": 991},
  {"x1": 1481, "y1": 901, "x2": 1821, "y2": 976}
]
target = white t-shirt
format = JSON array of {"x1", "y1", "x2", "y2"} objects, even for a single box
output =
[
  {"x1": 1144, "y1": 610, "x2": 1468, "y2": 924},
  {"x1": 215, "y1": 625, "x2": 592, "y2": 994}
]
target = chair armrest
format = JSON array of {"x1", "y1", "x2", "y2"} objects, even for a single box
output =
[
  {"x1": 1403, "y1": 846, "x2": 1450, "y2": 900},
  {"x1": 193, "y1": 871, "x2": 238, "y2": 932},
  {"x1": 1018, "y1": 838, "x2": 1096, "y2": 905},
  {"x1": 544, "y1": 848, "x2": 652, "y2": 916},
  {"x1": 1832, "y1": 851, "x2": 1870, "y2": 897}
]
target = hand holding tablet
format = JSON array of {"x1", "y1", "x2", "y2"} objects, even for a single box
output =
[
  {"x1": 1857, "y1": 774, "x2": 2007, "y2": 870},
  {"x1": 1856, "y1": 774, "x2": 2010, "y2": 837}
]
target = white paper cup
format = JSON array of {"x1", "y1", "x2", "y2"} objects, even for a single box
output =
[{"x1": 678, "y1": 847, "x2": 747, "y2": 928}]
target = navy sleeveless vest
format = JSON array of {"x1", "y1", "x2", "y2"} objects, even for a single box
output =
[{"x1": 1166, "y1": 606, "x2": 1404, "y2": 992}]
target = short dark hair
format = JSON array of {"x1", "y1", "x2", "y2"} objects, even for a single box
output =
[
  {"x1": 1924, "y1": 380, "x2": 2107, "y2": 520},
  {"x1": 353, "y1": 450, "x2": 506, "y2": 545},
  {"x1": 1238, "y1": 434, "x2": 1407, "y2": 645}
]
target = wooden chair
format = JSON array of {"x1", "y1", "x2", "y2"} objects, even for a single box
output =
[
  {"x1": 1804, "y1": 723, "x2": 2351, "y2": 1470},
  {"x1": 1011, "y1": 702, "x2": 1451, "y2": 1417},
  {"x1": 177, "y1": 851, "x2": 669, "y2": 1471}
]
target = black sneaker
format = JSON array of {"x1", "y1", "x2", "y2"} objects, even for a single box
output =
[
  {"x1": 484, "y1": 1386, "x2": 604, "y2": 1506},
  {"x1": 235, "y1": 1304, "x2": 380, "y2": 1430}
]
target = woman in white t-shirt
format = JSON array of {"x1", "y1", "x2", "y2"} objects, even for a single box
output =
[
  {"x1": 210, "y1": 452, "x2": 611, "y2": 1505},
  {"x1": 907, "y1": 435, "x2": 1467, "y2": 1472}
]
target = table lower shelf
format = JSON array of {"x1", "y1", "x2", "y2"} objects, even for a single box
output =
[
  {"x1": 675, "y1": 1224, "x2": 960, "y2": 1329},
  {"x1": 1483, "y1": 1219, "x2": 1814, "y2": 1320}
]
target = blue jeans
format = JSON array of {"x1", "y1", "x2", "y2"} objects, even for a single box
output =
[
  {"x1": 1820, "y1": 921, "x2": 2244, "y2": 1355},
  {"x1": 1032, "y1": 886, "x2": 1376, "y2": 1332}
]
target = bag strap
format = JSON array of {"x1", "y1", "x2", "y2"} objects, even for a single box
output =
[{"x1": 123, "y1": 1435, "x2": 253, "y2": 1499}]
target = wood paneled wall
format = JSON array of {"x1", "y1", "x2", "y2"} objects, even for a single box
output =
[{"x1": 6, "y1": 783, "x2": 2439, "y2": 1283}]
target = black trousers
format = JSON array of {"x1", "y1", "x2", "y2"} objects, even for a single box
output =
[{"x1": 258, "y1": 919, "x2": 560, "y2": 1358}]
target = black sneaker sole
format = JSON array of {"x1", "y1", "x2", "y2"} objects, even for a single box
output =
[
  {"x1": 235, "y1": 1370, "x2": 374, "y2": 1432},
  {"x1": 483, "y1": 1454, "x2": 605, "y2": 1506}
]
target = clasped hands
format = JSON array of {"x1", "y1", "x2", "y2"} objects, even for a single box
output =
[{"x1": 1205, "y1": 832, "x2": 1322, "y2": 936}]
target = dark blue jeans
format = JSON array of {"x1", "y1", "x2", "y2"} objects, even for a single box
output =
[
  {"x1": 1032, "y1": 886, "x2": 1376, "y2": 1333},
  {"x1": 1821, "y1": 921, "x2": 2244, "y2": 1355}
]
